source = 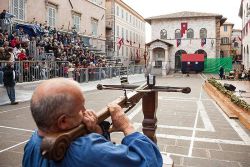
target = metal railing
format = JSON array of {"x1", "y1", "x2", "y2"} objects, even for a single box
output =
[{"x1": 0, "y1": 61, "x2": 145, "y2": 84}]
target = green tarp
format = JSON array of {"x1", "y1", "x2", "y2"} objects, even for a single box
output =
[{"x1": 204, "y1": 57, "x2": 232, "y2": 74}]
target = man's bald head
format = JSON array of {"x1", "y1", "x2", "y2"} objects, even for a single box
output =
[{"x1": 31, "y1": 78, "x2": 84, "y2": 132}]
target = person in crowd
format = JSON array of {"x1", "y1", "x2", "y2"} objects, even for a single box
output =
[
  {"x1": 0, "y1": 47, "x2": 5, "y2": 60},
  {"x1": 3, "y1": 62, "x2": 18, "y2": 105},
  {"x1": 22, "y1": 78, "x2": 162, "y2": 167},
  {"x1": 0, "y1": 10, "x2": 6, "y2": 20},
  {"x1": 6, "y1": 47, "x2": 15, "y2": 62},
  {"x1": 17, "y1": 49, "x2": 27, "y2": 61},
  {"x1": 219, "y1": 66, "x2": 224, "y2": 80},
  {"x1": 0, "y1": 33, "x2": 5, "y2": 47}
]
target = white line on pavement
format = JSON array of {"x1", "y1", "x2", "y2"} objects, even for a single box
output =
[
  {"x1": 133, "y1": 122, "x2": 208, "y2": 132},
  {"x1": 212, "y1": 101, "x2": 250, "y2": 145},
  {"x1": 0, "y1": 106, "x2": 30, "y2": 114},
  {"x1": 188, "y1": 101, "x2": 200, "y2": 157},
  {"x1": 161, "y1": 153, "x2": 174, "y2": 166},
  {"x1": 188, "y1": 85, "x2": 203, "y2": 157},
  {"x1": 197, "y1": 101, "x2": 215, "y2": 132},
  {"x1": 157, "y1": 134, "x2": 249, "y2": 145},
  {"x1": 0, "y1": 125, "x2": 34, "y2": 132},
  {"x1": 0, "y1": 140, "x2": 29, "y2": 153},
  {"x1": 199, "y1": 73, "x2": 207, "y2": 81},
  {"x1": 161, "y1": 151, "x2": 188, "y2": 158},
  {"x1": 159, "y1": 96, "x2": 213, "y2": 102}
]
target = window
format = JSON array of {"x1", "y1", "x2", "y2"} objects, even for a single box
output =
[
  {"x1": 90, "y1": 0, "x2": 102, "y2": 6},
  {"x1": 133, "y1": 32, "x2": 135, "y2": 43},
  {"x1": 155, "y1": 61, "x2": 162, "y2": 68},
  {"x1": 187, "y1": 28, "x2": 194, "y2": 38},
  {"x1": 116, "y1": 25, "x2": 119, "y2": 37},
  {"x1": 200, "y1": 28, "x2": 207, "y2": 39},
  {"x1": 12, "y1": 0, "x2": 25, "y2": 20},
  {"x1": 122, "y1": 27, "x2": 124, "y2": 38},
  {"x1": 224, "y1": 25, "x2": 227, "y2": 32},
  {"x1": 221, "y1": 37, "x2": 229, "y2": 44},
  {"x1": 130, "y1": 15, "x2": 132, "y2": 23},
  {"x1": 48, "y1": 7, "x2": 56, "y2": 27},
  {"x1": 126, "y1": 29, "x2": 128, "y2": 40},
  {"x1": 126, "y1": 12, "x2": 128, "y2": 22},
  {"x1": 73, "y1": 15, "x2": 80, "y2": 32},
  {"x1": 175, "y1": 29, "x2": 181, "y2": 39},
  {"x1": 160, "y1": 29, "x2": 167, "y2": 39},
  {"x1": 116, "y1": 6, "x2": 119, "y2": 16},
  {"x1": 121, "y1": 9, "x2": 124, "y2": 19},
  {"x1": 126, "y1": 47, "x2": 128, "y2": 57},
  {"x1": 91, "y1": 18, "x2": 98, "y2": 37},
  {"x1": 234, "y1": 42, "x2": 239, "y2": 47}
]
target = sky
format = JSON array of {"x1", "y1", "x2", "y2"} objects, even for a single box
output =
[{"x1": 122, "y1": 0, "x2": 242, "y2": 42}]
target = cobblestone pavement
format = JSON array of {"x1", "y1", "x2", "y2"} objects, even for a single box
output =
[{"x1": 0, "y1": 73, "x2": 249, "y2": 167}]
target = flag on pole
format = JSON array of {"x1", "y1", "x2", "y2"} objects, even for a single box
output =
[
  {"x1": 136, "y1": 49, "x2": 139, "y2": 59},
  {"x1": 201, "y1": 38, "x2": 206, "y2": 47},
  {"x1": 177, "y1": 39, "x2": 181, "y2": 47},
  {"x1": 238, "y1": 36, "x2": 242, "y2": 41},
  {"x1": 181, "y1": 22, "x2": 188, "y2": 37},
  {"x1": 117, "y1": 38, "x2": 124, "y2": 50}
]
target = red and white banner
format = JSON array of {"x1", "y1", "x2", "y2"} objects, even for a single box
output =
[
  {"x1": 117, "y1": 38, "x2": 124, "y2": 50},
  {"x1": 181, "y1": 22, "x2": 188, "y2": 37},
  {"x1": 201, "y1": 38, "x2": 206, "y2": 47}
]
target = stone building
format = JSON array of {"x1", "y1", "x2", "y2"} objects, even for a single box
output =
[
  {"x1": 231, "y1": 29, "x2": 242, "y2": 62},
  {"x1": 105, "y1": 0, "x2": 146, "y2": 65},
  {"x1": 0, "y1": 0, "x2": 106, "y2": 52},
  {"x1": 145, "y1": 11, "x2": 226, "y2": 75},
  {"x1": 220, "y1": 22, "x2": 234, "y2": 57},
  {"x1": 239, "y1": 0, "x2": 250, "y2": 69}
]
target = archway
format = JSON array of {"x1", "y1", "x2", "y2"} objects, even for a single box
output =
[
  {"x1": 153, "y1": 47, "x2": 165, "y2": 68},
  {"x1": 194, "y1": 49, "x2": 207, "y2": 59},
  {"x1": 175, "y1": 50, "x2": 187, "y2": 70}
]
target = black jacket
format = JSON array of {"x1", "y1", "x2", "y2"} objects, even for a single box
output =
[{"x1": 3, "y1": 65, "x2": 15, "y2": 87}]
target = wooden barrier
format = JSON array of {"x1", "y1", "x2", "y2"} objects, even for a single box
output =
[{"x1": 203, "y1": 81, "x2": 250, "y2": 130}]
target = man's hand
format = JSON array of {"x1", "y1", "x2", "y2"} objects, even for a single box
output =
[
  {"x1": 82, "y1": 110, "x2": 102, "y2": 134},
  {"x1": 108, "y1": 103, "x2": 134, "y2": 136}
]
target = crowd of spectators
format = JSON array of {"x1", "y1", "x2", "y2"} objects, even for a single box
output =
[
  {"x1": 0, "y1": 11, "x2": 114, "y2": 82},
  {"x1": 0, "y1": 24, "x2": 108, "y2": 68}
]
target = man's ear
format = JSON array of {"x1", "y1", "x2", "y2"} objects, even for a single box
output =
[{"x1": 57, "y1": 114, "x2": 69, "y2": 130}]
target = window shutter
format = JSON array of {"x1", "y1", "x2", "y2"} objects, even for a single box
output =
[{"x1": 19, "y1": 0, "x2": 24, "y2": 20}]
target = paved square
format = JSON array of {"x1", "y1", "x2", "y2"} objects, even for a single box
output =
[{"x1": 0, "y1": 74, "x2": 250, "y2": 166}]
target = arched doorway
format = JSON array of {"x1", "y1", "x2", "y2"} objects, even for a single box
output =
[
  {"x1": 153, "y1": 47, "x2": 165, "y2": 68},
  {"x1": 175, "y1": 50, "x2": 187, "y2": 70},
  {"x1": 194, "y1": 49, "x2": 207, "y2": 59}
]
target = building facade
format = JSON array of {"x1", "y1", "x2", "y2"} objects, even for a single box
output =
[
  {"x1": 231, "y1": 29, "x2": 242, "y2": 62},
  {"x1": 105, "y1": 0, "x2": 146, "y2": 65},
  {"x1": 145, "y1": 11, "x2": 226, "y2": 75},
  {"x1": 220, "y1": 22, "x2": 234, "y2": 57},
  {"x1": 0, "y1": 0, "x2": 106, "y2": 52},
  {"x1": 239, "y1": 0, "x2": 250, "y2": 69}
]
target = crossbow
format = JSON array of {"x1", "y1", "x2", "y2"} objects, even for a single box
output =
[{"x1": 40, "y1": 75, "x2": 191, "y2": 161}]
